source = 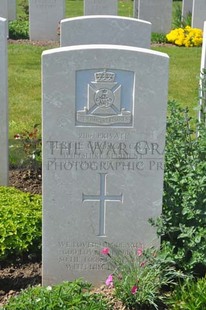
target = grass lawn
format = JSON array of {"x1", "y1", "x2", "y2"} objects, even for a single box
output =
[
  {"x1": 10, "y1": 0, "x2": 201, "y2": 138},
  {"x1": 16, "y1": 0, "x2": 183, "y2": 20},
  {"x1": 153, "y1": 46, "x2": 201, "y2": 115},
  {"x1": 16, "y1": 0, "x2": 134, "y2": 19},
  {"x1": 8, "y1": 44, "x2": 201, "y2": 137}
]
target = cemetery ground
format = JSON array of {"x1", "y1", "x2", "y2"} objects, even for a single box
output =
[
  {"x1": 8, "y1": 41, "x2": 201, "y2": 139},
  {"x1": 1, "y1": 1, "x2": 206, "y2": 308},
  {"x1": 0, "y1": 38, "x2": 205, "y2": 309}
]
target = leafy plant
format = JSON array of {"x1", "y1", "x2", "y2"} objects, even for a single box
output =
[
  {"x1": 13, "y1": 124, "x2": 42, "y2": 170},
  {"x1": 19, "y1": 0, "x2": 29, "y2": 18},
  {"x1": 151, "y1": 32, "x2": 167, "y2": 44},
  {"x1": 2, "y1": 279, "x2": 112, "y2": 310},
  {"x1": 165, "y1": 276, "x2": 206, "y2": 309},
  {"x1": 9, "y1": 20, "x2": 29, "y2": 40},
  {"x1": 150, "y1": 100, "x2": 206, "y2": 276},
  {"x1": 182, "y1": 12, "x2": 192, "y2": 29},
  {"x1": 100, "y1": 244, "x2": 184, "y2": 309},
  {"x1": 0, "y1": 187, "x2": 42, "y2": 261},
  {"x1": 172, "y1": 2, "x2": 191, "y2": 29}
]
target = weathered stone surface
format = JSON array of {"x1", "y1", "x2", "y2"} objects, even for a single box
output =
[
  {"x1": 8, "y1": 0, "x2": 16, "y2": 21},
  {"x1": 84, "y1": 0, "x2": 117, "y2": 15},
  {"x1": 29, "y1": 0, "x2": 65, "y2": 41},
  {"x1": 133, "y1": 0, "x2": 139, "y2": 18},
  {"x1": 138, "y1": 0, "x2": 172, "y2": 34},
  {"x1": 42, "y1": 44, "x2": 169, "y2": 286},
  {"x1": 60, "y1": 16, "x2": 151, "y2": 48},
  {"x1": 182, "y1": 0, "x2": 193, "y2": 18},
  {"x1": 192, "y1": 0, "x2": 206, "y2": 30}
]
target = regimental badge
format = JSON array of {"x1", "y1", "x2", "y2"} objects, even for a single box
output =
[{"x1": 76, "y1": 69, "x2": 133, "y2": 126}]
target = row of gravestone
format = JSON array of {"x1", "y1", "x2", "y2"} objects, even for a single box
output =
[
  {"x1": 0, "y1": 0, "x2": 173, "y2": 41},
  {"x1": 134, "y1": 0, "x2": 206, "y2": 32},
  {"x1": 29, "y1": 0, "x2": 173, "y2": 41},
  {"x1": 2, "y1": 0, "x2": 206, "y2": 42},
  {"x1": 0, "y1": 5, "x2": 205, "y2": 288}
]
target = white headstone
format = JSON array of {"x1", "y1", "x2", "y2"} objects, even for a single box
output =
[
  {"x1": 200, "y1": 21, "x2": 206, "y2": 76},
  {"x1": 29, "y1": 0, "x2": 65, "y2": 41},
  {"x1": 8, "y1": 0, "x2": 16, "y2": 21},
  {"x1": 138, "y1": 0, "x2": 172, "y2": 34},
  {"x1": 42, "y1": 44, "x2": 169, "y2": 286},
  {"x1": 60, "y1": 16, "x2": 151, "y2": 48},
  {"x1": 192, "y1": 0, "x2": 206, "y2": 30},
  {"x1": 0, "y1": 0, "x2": 8, "y2": 36},
  {"x1": 199, "y1": 21, "x2": 206, "y2": 123},
  {"x1": 0, "y1": 17, "x2": 8, "y2": 186},
  {"x1": 133, "y1": 0, "x2": 139, "y2": 18},
  {"x1": 84, "y1": 0, "x2": 118, "y2": 15},
  {"x1": 182, "y1": 0, "x2": 193, "y2": 18},
  {"x1": 0, "y1": 0, "x2": 8, "y2": 19}
]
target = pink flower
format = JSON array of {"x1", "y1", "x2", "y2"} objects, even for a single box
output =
[
  {"x1": 101, "y1": 247, "x2": 110, "y2": 255},
  {"x1": 105, "y1": 274, "x2": 113, "y2": 287},
  {"x1": 131, "y1": 285, "x2": 138, "y2": 294},
  {"x1": 14, "y1": 134, "x2": 21, "y2": 139},
  {"x1": 140, "y1": 261, "x2": 146, "y2": 267},
  {"x1": 137, "y1": 247, "x2": 143, "y2": 257}
]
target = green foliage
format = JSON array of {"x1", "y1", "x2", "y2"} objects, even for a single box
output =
[
  {"x1": 9, "y1": 20, "x2": 29, "y2": 40},
  {"x1": 165, "y1": 277, "x2": 206, "y2": 309},
  {"x1": 172, "y1": 2, "x2": 191, "y2": 29},
  {"x1": 150, "y1": 101, "x2": 206, "y2": 276},
  {"x1": 19, "y1": 0, "x2": 29, "y2": 18},
  {"x1": 8, "y1": 43, "x2": 49, "y2": 139},
  {"x1": 182, "y1": 12, "x2": 192, "y2": 28},
  {"x1": 13, "y1": 124, "x2": 42, "y2": 170},
  {"x1": 101, "y1": 245, "x2": 184, "y2": 309},
  {"x1": 0, "y1": 187, "x2": 42, "y2": 260},
  {"x1": 151, "y1": 33, "x2": 167, "y2": 44},
  {"x1": 2, "y1": 279, "x2": 112, "y2": 310}
]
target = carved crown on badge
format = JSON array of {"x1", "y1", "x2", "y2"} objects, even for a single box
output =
[{"x1": 95, "y1": 69, "x2": 115, "y2": 83}]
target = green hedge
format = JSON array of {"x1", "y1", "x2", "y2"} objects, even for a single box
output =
[
  {"x1": 151, "y1": 101, "x2": 206, "y2": 276},
  {"x1": 0, "y1": 187, "x2": 41, "y2": 260},
  {"x1": 9, "y1": 20, "x2": 29, "y2": 40},
  {"x1": 2, "y1": 280, "x2": 111, "y2": 310}
]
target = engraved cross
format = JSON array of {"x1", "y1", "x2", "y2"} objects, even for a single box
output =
[{"x1": 82, "y1": 173, "x2": 123, "y2": 237}]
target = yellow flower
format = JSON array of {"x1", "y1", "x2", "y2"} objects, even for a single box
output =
[{"x1": 166, "y1": 26, "x2": 203, "y2": 47}]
